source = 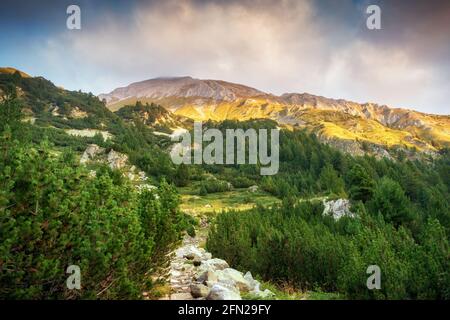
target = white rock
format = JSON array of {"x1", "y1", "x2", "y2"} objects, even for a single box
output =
[
  {"x1": 107, "y1": 149, "x2": 128, "y2": 170},
  {"x1": 204, "y1": 252, "x2": 212, "y2": 260},
  {"x1": 190, "y1": 283, "x2": 210, "y2": 298},
  {"x1": 206, "y1": 283, "x2": 241, "y2": 300},
  {"x1": 171, "y1": 292, "x2": 193, "y2": 300},
  {"x1": 176, "y1": 245, "x2": 203, "y2": 260},
  {"x1": 216, "y1": 268, "x2": 252, "y2": 292},
  {"x1": 170, "y1": 270, "x2": 182, "y2": 277},
  {"x1": 243, "y1": 271, "x2": 259, "y2": 291},
  {"x1": 252, "y1": 289, "x2": 275, "y2": 299},
  {"x1": 201, "y1": 258, "x2": 229, "y2": 271},
  {"x1": 322, "y1": 199, "x2": 355, "y2": 220},
  {"x1": 195, "y1": 270, "x2": 218, "y2": 285},
  {"x1": 80, "y1": 144, "x2": 104, "y2": 164}
]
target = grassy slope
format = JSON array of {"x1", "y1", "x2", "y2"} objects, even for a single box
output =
[{"x1": 178, "y1": 184, "x2": 280, "y2": 215}]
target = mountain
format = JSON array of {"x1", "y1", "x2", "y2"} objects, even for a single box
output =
[
  {"x1": 0, "y1": 67, "x2": 31, "y2": 78},
  {"x1": 100, "y1": 77, "x2": 450, "y2": 156},
  {"x1": 99, "y1": 76, "x2": 264, "y2": 110}
]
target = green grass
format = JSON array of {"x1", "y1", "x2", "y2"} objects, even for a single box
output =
[
  {"x1": 243, "y1": 281, "x2": 343, "y2": 300},
  {"x1": 178, "y1": 184, "x2": 280, "y2": 215}
]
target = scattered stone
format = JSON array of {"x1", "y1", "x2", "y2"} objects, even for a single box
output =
[
  {"x1": 170, "y1": 292, "x2": 193, "y2": 300},
  {"x1": 176, "y1": 245, "x2": 203, "y2": 260},
  {"x1": 253, "y1": 289, "x2": 275, "y2": 299},
  {"x1": 170, "y1": 270, "x2": 182, "y2": 277},
  {"x1": 107, "y1": 149, "x2": 128, "y2": 170},
  {"x1": 216, "y1": 268, "x2": 252, "y2": 292},
  {"x1": 206, "y1": 284, "x2": 241, "y2": 300},
  {"x1": 190, "y1": 283, "x2": 210, "y2": 298},
  {"x1": 195, "y1": 270, "x2": 218, "y2": 286},
  {"x1": 70, "y1": 106, "x2": 88, "y2": 119},
  {"x1": 243, "y1": 271, "x2": 259, "y2": 291},
  {"x1": 80, "y1": 144, "x2": 104, "y2": 164},
  {"x1": 193, "y1": 257, "x2": 202, "y2": 266},
  {"x1": 204, "y1": 252, "x2": 212, "y2": 260},
  {"x1": 201, "y1": 258, "x2": 229, "y2": 271},
  {"x1": 164, "y1": 231, "x2": 272, "y2": 301}
]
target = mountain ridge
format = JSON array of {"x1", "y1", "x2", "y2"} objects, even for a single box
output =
[
  {"x1": 99, "y1": 76, "x2": 450, "y2": 155},
  {"x1": 99, "y1": 76, "x2": 266, "y2": 106}
]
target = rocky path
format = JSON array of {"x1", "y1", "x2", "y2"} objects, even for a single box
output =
[
  {"x1": 162, "y1": 221, "x2": 273, "y2": 300},
  {"x1": 167, "y1": 233, "x2": 206, "y2": 300}
]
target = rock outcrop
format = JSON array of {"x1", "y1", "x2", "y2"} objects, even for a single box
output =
[
  {"x1": 80, "y1": 144, "x2": 105, "y2": 164},
  {"x1": 166, "y1": 235, "x2": 274, "y2": 300},
  {"x1": 107, "y1": 150, "x2": 128, "y2": 170},
  {"x1": 79, "y1": 145, "x2": 150, "y2": 184},
  {"x1": 322, "y1": 198, "x2": 355, "y2": 220}
]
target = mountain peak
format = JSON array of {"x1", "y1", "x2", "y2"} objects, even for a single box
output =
[{"x1": 99, "y1": 76, "x2": 265, "y2": 105}]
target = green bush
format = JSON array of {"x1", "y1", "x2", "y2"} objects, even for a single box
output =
[
  {"x1": 207, "y1": 201, "x2": 449, "y2": 299},
  {"x1": 198, "y1": 179, "x2": 231, "y2": 195},
  {"x1": 0, "y1": 136, "x2": 186, "y2": 299}
]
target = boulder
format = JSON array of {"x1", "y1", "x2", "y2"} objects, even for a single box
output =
[
  {"x1": 322, "y1": 199, "x2": 355, "y2": 220},
  {"x1": 243, "y1": 271, "x2": 259, "y2": 291},
  {"x1": 248, "y1": 185, "x2": 259, "y2": 193},
  {"x1": 204, "y1": 252, "x2": 212, "y2": 260},
  {"x1": 201, "y1": 258, "x2": 229, "y2": 271},
  {"x1": 176, "y1": 245, "x2": 203, "y2": 260},
  {"x1": 252, "y1": 289, "x2": 275, "y2": 299},
  {"x1": 195, "y1": 270, "x2": 218, "y2": 286},
  {"x1": 190, "y1": 283, "x2": 210, "y2": 298},
  {"x1": 206, "y1": 283, "x2": 241, "y2": 300},
  {"x1": 216, "y1": 268, "x2": 252, "y2": 292},
  {"x1": 107, "y1": 149, "x2": 128, "y2": 170},
  {"x1": 80, "y1": 144, "x2": 104, "y2": 164}
]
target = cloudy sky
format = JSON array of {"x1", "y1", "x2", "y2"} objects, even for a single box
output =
[{"x1": 0, "y1": 0, "x2": 449, "y2": 114}]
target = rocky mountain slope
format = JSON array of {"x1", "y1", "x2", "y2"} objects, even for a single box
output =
[
  {"x1": 100, "y1": 77, "x2": 450, "y2": 155},
  {"x1": 99, "y1": 76, "x2": 264, "y2": 108}
]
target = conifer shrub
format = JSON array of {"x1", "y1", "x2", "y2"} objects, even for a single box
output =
[{"x1": 0, "y1": 136, "x2": 187, "y2": 299}]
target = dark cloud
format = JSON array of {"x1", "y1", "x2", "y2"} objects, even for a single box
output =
[
  {"x1": 362, "y1": 0, "x2": 450, "y2": 60},
  {"x1": 1, "y1": 0, "x2": 448, "y2": 114}
]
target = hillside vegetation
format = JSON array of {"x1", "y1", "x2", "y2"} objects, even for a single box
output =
[
  {"x1": 0, "y1": 69, "x2": 448, "y2": 300},
  {"x1": 0, "y1": 78, "x2": 193, "y2": 299}
]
